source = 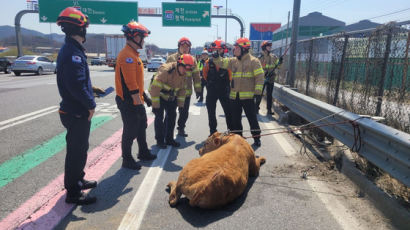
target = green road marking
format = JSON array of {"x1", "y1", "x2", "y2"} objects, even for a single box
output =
[{"x1": 0, "y1": 116, "x2": 113, "y2": 189}]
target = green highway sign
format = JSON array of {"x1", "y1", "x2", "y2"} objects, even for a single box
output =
[
  {"x1": 38, "y1": 0, "x2": 138, "y2": 25},
  {"x1": 162, "y1": 2, "x2": 211, "y2": 27}
]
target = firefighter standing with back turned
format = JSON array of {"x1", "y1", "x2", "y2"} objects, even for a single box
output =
[
  {"x1": 150, "y1": 54, "x2": 195, "y2": 148},
  {"x1": 202, "y1": 39, "x2": 233, "y2": 136},
  {"x1": 166, "y1": 37, "x2": 202, "y2": 137},
  {"x1": 115, "y1": 21, "x2": 157, "y2": 170},
  {"x1": 255, "y1": 41, "x2": 280, "y2": 115},
  {"x1": 227, "y1": 37, "x2": 264, "y2": 147},
  {"x1": 56, "y1": 7, "x2": 97, "y2": 205}
]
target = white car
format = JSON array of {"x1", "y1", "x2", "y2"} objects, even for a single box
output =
[
  {"x1": 147, "y1": 58, "x2": 165, "y2": 72},
  {"x1": 11, "y1": 55, "x2": 56, "y2": 76}
]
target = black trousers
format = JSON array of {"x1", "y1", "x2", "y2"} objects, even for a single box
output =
[
  {"x1": 154, "y1": 98, "x2": 177, "y2": 143},
  {"x1": 230, "y1": 94, "x2": 261, "y2": 140},
  {"x1": 116, "y1": 96, "x2": 148, "y2": 159},
  {"x1": 266, "y1": 82, "x2": 274, "y2": 111},
  {"x1": 206, "y1": 89, "x2": 232, "y2": 134},
  {"x1": 198, "y1": 79, "x2": 206, "y2": 101},
  {"x1": 177, "y1": 96, "x2": 191, "y2": 132},
  {"x1": 255, "y1": 82, "x2": 274, "y2": 112},
  {"x1": 59, "y1": 113, "x2": 91, "y2": 196}
]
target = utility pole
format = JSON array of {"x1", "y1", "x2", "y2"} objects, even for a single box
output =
[
  {"x1": 288, "y1": 0, "x2": 301, "y2": 87},
  {"x1": 225, "y1": 0, "x2": 228, "y2": 42}
]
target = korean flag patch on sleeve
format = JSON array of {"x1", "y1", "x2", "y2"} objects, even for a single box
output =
[
  {"x1": 126, "y1": 57, "x2": 134, "y2": 63},
  {"x1": 72, "y1": 55, "x2": 82, "y2": 63}
]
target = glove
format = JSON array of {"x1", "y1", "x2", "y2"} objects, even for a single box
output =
[
  {"x1": 279, "y1": 56, "x2": 283, "y2": 64},
  {"x1": 143, "y1": 92, "x2": 152, "y2": 107},
  {"x1": 254, "y1": 95, "x2": 262, "y2": 102},
  {"x1": 92, "y1": 86, "x2": 105, "y2": 97}
]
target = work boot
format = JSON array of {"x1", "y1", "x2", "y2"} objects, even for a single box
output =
[
  {"x1": 177, "y1": 129, "x2": 188, "y2": 137},
  {"x1": 79, "y1": 179, "x2": 97, "y2": 190},
  {"x1": 267, "y1": 110, "x2": 275, "y2": 115},
  {"x1": 166, "y1": 139, "x2": 181, "y2": 147},
  {"x1": 65, "y1": 192, "x2": 97, "y2": 205},
  {"x1": 253, "y1": 138, "x2": 261, "y2": 147},
  {"x1": 156, "y1": 141, "x2": 167, "y2": 149},
  {"x1": 138, "y1": 149, "x2": 157, "y2": 161},
  {"x1": 122, "y1": 157, "x2": 142, "y2": 170}
]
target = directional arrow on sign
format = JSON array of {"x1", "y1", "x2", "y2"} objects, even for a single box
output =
[
  {"x1": 100, "y1": 17, "x2": 107, "y2": 24},
  {"x1": 202, "y1": 10, "x2": 209, "y2": 18},
  {"x1": 41, "y1": 16, "x2": 48, "y2": 21}
]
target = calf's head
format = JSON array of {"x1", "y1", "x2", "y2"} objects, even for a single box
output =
[{"x1": 199, "y1": 132, "x2": 227, "y2": 156}]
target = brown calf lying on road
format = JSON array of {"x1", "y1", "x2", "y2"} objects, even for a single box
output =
[{"x1": 167, "y1": 132, "x2": 266, "y2": 209}]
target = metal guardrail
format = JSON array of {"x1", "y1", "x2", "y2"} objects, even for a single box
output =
[{"x1": 273, "y1": 83, "x2": 410, "y2": 187}]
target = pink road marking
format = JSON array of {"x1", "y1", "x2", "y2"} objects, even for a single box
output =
[{"x1": 0, "y1": 117, "x2": 154, "y2": 230}]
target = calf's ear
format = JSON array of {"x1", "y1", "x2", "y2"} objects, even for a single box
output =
[{"x1": 213, "y1": 138, "x2": 220, "y2": 146}]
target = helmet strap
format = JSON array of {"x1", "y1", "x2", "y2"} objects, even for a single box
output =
[{"x1": 130, "y1": 35, "x2": 143, "y2": 49}]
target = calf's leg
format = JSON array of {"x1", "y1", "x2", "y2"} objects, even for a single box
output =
[{"x1": 167, "y1": 181, "x2": 181, "y2": 207}]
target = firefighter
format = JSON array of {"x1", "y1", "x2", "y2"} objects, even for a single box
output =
[
  {"x1": 115, "y1": 21, "x2": 157, "y2": 170},
  {"x1": 166, "y1": 37, "x2": 201, "y2": 137},
  {"x1": 202, "y1": 39, "x2": 233, "y2": 136},
  {"x1": 150, "y1": 54, "x2": 195, "y2": 148},
  {"x1": 197, "y1": 49, "x2": 209, "y2": 103},
  {"x1": 228, "y1": 37, "x2": 264, "y2": 146},
  {"x1": 255, "y1": 41, "x2": 280, "y2": 115},
  {"x1": 56, "y1": 7, "x2": 97, "y2": 205}
]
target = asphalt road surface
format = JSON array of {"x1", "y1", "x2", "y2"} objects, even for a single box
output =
[{"x1": 0, "y1": 66, "x2": 396, "y2": 230}]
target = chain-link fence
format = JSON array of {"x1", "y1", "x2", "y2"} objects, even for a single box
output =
[{"x1": 273, "y1": 22, "x2": 410, "y2": 133}]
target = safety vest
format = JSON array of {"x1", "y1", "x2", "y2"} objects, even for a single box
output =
[{"x1": 203, "y1": 57, "x2": 231, "y2": 93}]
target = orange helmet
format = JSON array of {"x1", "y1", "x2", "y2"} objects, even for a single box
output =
[
  {"x1": 211, "y1": 39, "x2": 226, "y2": 50},
  {"x1": 234, "y1": 37, "x2": 251, "y2": 49},
  {"x1": 57, "y1": 7, "x2": 89, "y2": 27},
  {"x1": 178, "y1": 54, "x2": 195, "y2": 70},
  {"x1": 261, "y1": 41, "x2": 272, "y2": 50},
  {"x1": 122, "y1": 21, "x2": 150, "y2": 39},
  {"x1": 178, "y1": 37, "x2": 192, "y2": 47}
]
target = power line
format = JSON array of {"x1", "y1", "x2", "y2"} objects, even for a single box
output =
[{"x1": 367, "y1": 7, "x2": 410, "y2": 20}]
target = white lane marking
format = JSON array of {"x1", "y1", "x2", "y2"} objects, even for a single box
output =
[
  {"x1": 259, "y1": 116, "x2": 297, "y2": 156},
  {"x1": 259, "y1": 117, "x2": 362, "y2": 230},
  {"x1": 189, "y1": 103, "x2": 201, "y2": 115},
  {"x1": 0, "y1": 106, "x2": 58, "y2": 127},
  {"x1": 118, "y1": 146, "x2": 173, "y2": 230},
  {"x1": 0, "y1": 109, "x2": 58, "y2": 131}
]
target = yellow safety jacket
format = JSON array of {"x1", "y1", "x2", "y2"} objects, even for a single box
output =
[
  {"x1": 259, "y1": 52, "x2": 279, "y2": 84},
  {"x1": 226, "y1": 53, "x2": 264, "y2": 100},
  {"x1": 149, "y1": 63, "x2": 187, "y2": 109},
  {"x1": 166, "y1": 52, "x2": 201, "y2": 96}
]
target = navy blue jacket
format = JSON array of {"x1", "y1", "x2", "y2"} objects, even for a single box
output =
[{"x1": 57, "y1": 37, "x2": 96, "y2": 117}]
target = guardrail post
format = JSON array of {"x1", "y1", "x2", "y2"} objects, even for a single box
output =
[
  {"x1": 375, "y1": 26, "x2": 393, "y2": 116},
  {"x1": 305, "y1": 39, "x2": 314, "y2": 96},
  {"x1": 332, "y1": 35, "x2": 349, "y2": 106}
]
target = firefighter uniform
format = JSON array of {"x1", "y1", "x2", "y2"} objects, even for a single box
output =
[
  {"x1": 227, "y1": 53, "x2": 264, "y2": 141},
  {"x1": 257, "y1": 52, "x2": 279, "y2": 113},
  {"x1": 149, "y1": 62, "x2": 187, "y2": 145},
  {"x1": 202, "y1": 56, "x2": 233, "y2": 135},
  {"x1": 115, "y1": 44, "x2": 151, "y2": 161},
  {"x1": 166, "y1": 52, "x2": 201, "y2": 135},
  {"x1": 57, "y1": 36, "x2": 96, "y2": 198}
]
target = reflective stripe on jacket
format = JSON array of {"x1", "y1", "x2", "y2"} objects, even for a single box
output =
[
  {"x1": 148, "y1": 63, "x2": 186, "y2": 108},
  {"x1": 259, "y1": 52, "x2": 279, "y2": 84},
  {"x1": 226, "y1": 53, "x2": 264, "y2": 100},
  {"x1": 166, "y1": 52, "x2": 201, "y2": 96}
]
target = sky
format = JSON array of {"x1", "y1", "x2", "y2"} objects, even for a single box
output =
[{"x1": 1, "y1": 0, "x2": 410, "y2": 48}]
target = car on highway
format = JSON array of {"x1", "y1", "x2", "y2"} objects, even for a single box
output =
[
  {"x1": 90, "y1": 57, "x2": 106, "y2": 65},
  {"x1": 0, "y1": 57, "x2": 12, "y2": 74},
  {"x1": 11, "y1": 55, "x2": 56, "y2": 76},
  {"x1": 147, "y1": 58, "x2": 165, "y2": 72}
]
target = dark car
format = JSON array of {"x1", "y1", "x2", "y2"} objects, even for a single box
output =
[
  {"x1": 0, "y1": 57, "x2": 12, "y2": 74},
  {"x1": 90, "y1": 57, "x2": 105, "y2": 65}
]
